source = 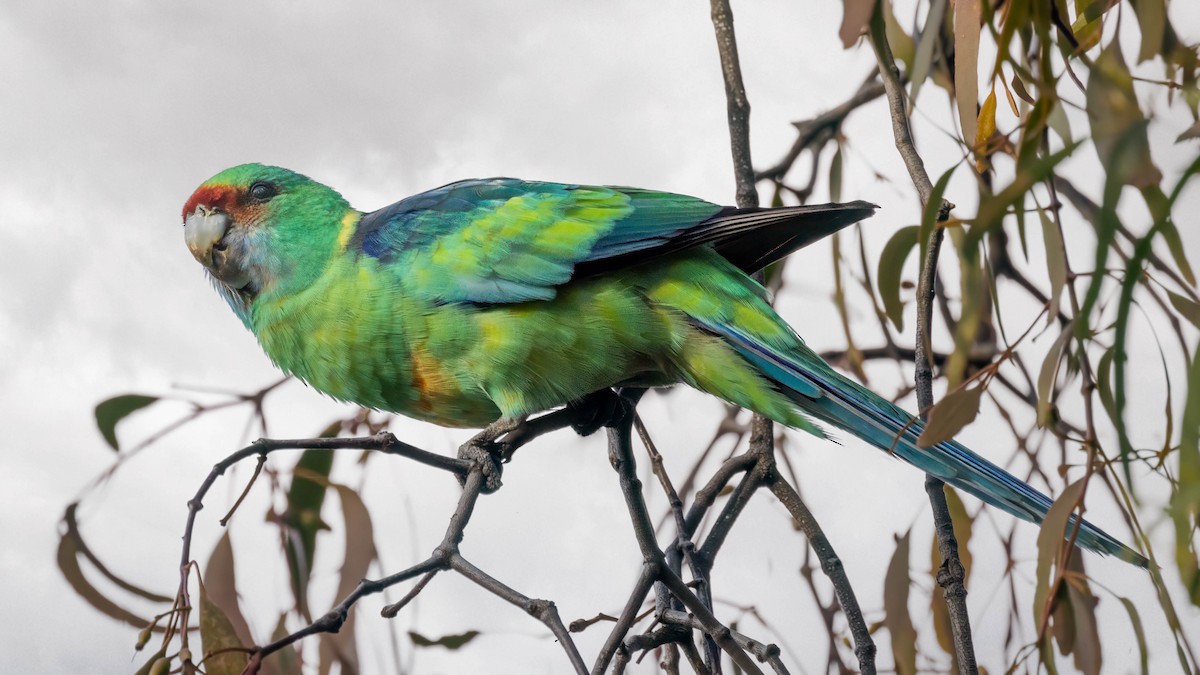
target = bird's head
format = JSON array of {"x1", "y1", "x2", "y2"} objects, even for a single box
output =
[{"x1": 182, "y1": 164, "x2": 354, "y2": 304}]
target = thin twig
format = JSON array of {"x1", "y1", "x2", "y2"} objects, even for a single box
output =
[
  {"x1": 867, "y1": 2, "x2": 977, "y2": 672},
  {"x1": 767, "y1": 477, "x2": 876, "y2": 673}
]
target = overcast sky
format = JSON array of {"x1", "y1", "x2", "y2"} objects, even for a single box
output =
[{"x1": 2, "y1": 1, "x2": 1198, "y2": 673}]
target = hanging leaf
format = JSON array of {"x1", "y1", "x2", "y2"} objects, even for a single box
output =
[
  {"x1": 917, "y1": 386, "x2": 984, "y2": 447},
  {"x1": 972, "y1": 142, "x2": 1078, "y2": 247},
  {"x1": 1069, "y1": 0, "x2": 1109, "y2": 53},
  {"x1": 829, "y1": 144, "x2": 844, "y2": 204},
  {"x1": 877, "y1": 225, "x2": 921, "y2": 331},
  {"x1": 1033, "y1": 478, "x2": 1087, "y2": 631},
  {"x1": 204, "y1": 533, "x2": 254, "y2": 649},
  {"x1": 954, "y1": 0, "x2": 982, "y2": 153},
  {"x1": 1172, "y1": 339, "x2": 1200, "y2": 607},
  {"x1": 284, "y1": 449, "x2": 335, "y2": 617},
  {"x1": 1036, "y1": 325, "x2": 1075, "y2": 426},
  {"x1": 1095, "y1": 347, "x2": 1119, "y2": 421},
  {"x1": 410, "y1": 630, "x2": 481, "y2": 650},
  {"x1": 839, "y1": 0, "x2": 875, "y2": 48},
  {"x1": 1177, "y1": 119, "x2": 1200, "y2": 143},
  {"x1": 1010, "y1": 72, "x2": 1035, "y2": 104},
  {"x1": 1001, "y1": 76, "x2": 1021, "y2": 116},
  {"x1": 1039, "y1": 208, "x2": 1067, "y2": 326},
  {"x1": 883, "y1": 0, "x2": 915, "y2": 69},
  {"x1": 1168, "y1": 291, "x2": 1200, "y2": 329},
  {"x1": 1131, "y1": 0, "x2": 1166, "y2": 64},
  {"x1": 974, "y1": 87, "x2": 998, "y2": 172},
  {"x1": 1047, "y1": 98, "x2": 1074, "y2": 146},
  {"x1": 1086, "y1": 45, "x2": 1162, "y2": 188},
  {"x1": 1116, "y1": 596, "x2": 1150, "y2": 675},
  {"x1": 909, "y1": 0, "x2": 948, "y2": 103},
  {"x1": 94, "y1": 394, "x2": 158, "y2": 451},
  {"x1": 56, "y1": 532, "x2": 153, "y2": 629},
  {"x1": 199, "y1": 577, "x2": 249, "y2": 675},
  {"x1": 1056, "y1": 556, "x2": 1103, "y2": 675},
  {"x1": 883, "y1": 531, "x2": 917, "y2": 675},
  {"x1": 318, "y1": 484, "x2": 378, "y2": 675},
  {"x1": 62, "y1": 503, "x2": 171, "y2": 603}
]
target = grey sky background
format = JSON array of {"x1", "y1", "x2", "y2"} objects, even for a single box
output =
[{"x1": 1, "y1": 1, "x2": 1197, "y2": 673}]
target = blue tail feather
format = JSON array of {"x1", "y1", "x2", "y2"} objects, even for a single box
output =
[{"x1": 714, "y1": 322, "x2": 1147, "y2": 568}]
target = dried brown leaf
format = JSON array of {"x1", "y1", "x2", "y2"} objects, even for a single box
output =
[
  {"x1": 318, "y1": 485, "x2": 377, "y2": 675},
  {"x1": 839, "y1": 0, "x2": 874, "y2": 48},
  {"x1": 55, "y1": 533, "x2": 152, "y2": 629},
  {"x1": 883, "y1": 531, "x2": 917, "y2": 675},
  {"x1": 954, "y1": 0, "x2": 982, "y2": 152},
  {"x1": 204, "y1": 532, "x2": 254, "y2": 648},
  {"x1": 917, "y1": 386, "x2": 984, "y2": 447},
  {"x1": 1034, "y1": 478, "x2": 1086, "y2": 630}
]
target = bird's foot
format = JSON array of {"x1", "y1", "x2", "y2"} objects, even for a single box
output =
[
  {"x1": 455, "y1": 416, "x2": 526, "y2": 494},
  {"x1": 566, "y1": 389, "x2": 631, "y2": 436}
]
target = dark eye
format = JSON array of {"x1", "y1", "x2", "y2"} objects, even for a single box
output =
[{"x1": 248, "y1": 181, "x2": 277, "y2": 202}]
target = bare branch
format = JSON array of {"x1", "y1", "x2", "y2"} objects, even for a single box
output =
[{"x1": 867, "y1": 3, "x2": 977, "y2": 672}]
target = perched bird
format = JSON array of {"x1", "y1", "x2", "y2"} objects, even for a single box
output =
[{"x1": 182, "y1": 163, "x2": 1146, "y2": 566}]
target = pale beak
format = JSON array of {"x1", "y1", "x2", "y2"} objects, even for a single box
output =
[{"x1": 184, "y1": 207, "x2": 250, "y2": 289}]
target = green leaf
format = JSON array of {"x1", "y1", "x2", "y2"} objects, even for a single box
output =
[
  {"x1": 409, "y1": 630, "x2": 481, "y2": 650},
  {"x1": 971, "y1": 142, "x2": 1078, "y2": 249},
  {"x1": 974, "y1": 87, "x2": 997, "y2": 171},
  {"x1": 883, "y1": 530, "x2": 917, "y2": 675},
  {"x1": 1116, "y1": 596, "x2": 1150, "y2": 675},
  {"x1": 284, "y1": 449, "x2": 335, "y2": 617},
  {"x1": 917, "y1": 385, "x2": 983, "y2": 447},
  {"x1": 1087, "y1": 45, "x2": 1162, "y2": 189},
  {"x1": 1034, "y1": 478, "x2": 1087, "y2": 636},
  {"x1": 199, "y1": 577, "x2": 248, "y2": 675},
  {"x1": 1010, "y1": 71, "x2": 1035, "y2": 104},
  {"x1": 829, "y1": 144, "x2": 844, "y2": 204},
  {"x1": 1173, "y1": 338, "x2": 1200, "y2": 607},
  {"x1": 94, "y1": 394, "x2": 158, "y2": 451},
  {"x1": 1039, "y1": 207, "x2": 1067, "y2": 326},
  {"x1": 1169, "y1": 292, "x2": 1200, "y2": 329},
  {"x1": 877, "y1": 225, "x2": 921, "y2": 332},
  {"x1": 909, "y1": 0, "x2": 948, "y2": 104},
  {"x1": 1047, "y1": 98, "x2": 1073, "y2": 146},
  {"x1": 1131, "y1": 0, "x2": 1166, "y2": 63},
  {"x1": 882, "y1": 0, "x2": 915, "y2": 69},
  {"x1": 1036, "y1": 325, "x2": 1075, "y2": 427},
  {"x1": 1095, "y1": 347, "x2": 1119, "y2": 421}
]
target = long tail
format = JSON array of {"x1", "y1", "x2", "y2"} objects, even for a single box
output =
[{"x1": 715, "y1": 323, "x2": 1148, "y2": 568}]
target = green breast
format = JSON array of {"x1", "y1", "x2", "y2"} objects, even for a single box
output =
[{"x1": 248, "y1": 255, "x2": 482, "y2": 424}]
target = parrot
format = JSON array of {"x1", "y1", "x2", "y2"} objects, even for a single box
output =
[{"x1": 182, "y1": 163, "x2": 1146, "y2": 567}]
